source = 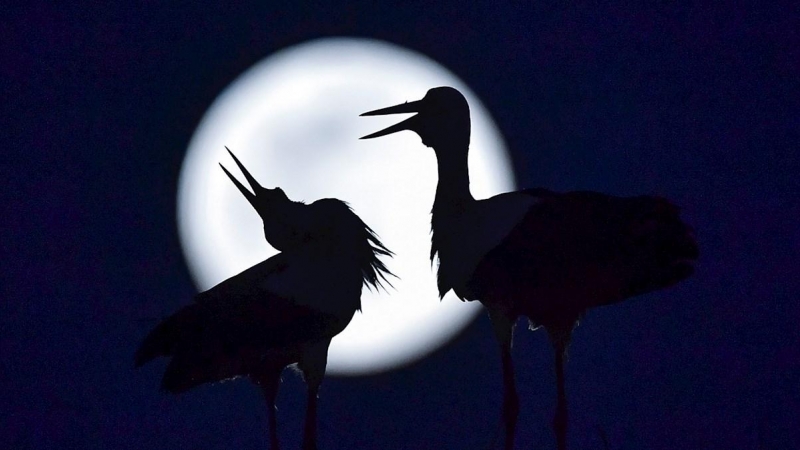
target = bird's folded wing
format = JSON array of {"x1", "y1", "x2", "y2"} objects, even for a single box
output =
[
  {"x1": 136, "y1": 271, "x2": 340, "y2": 369},
  {"x1": 195, "y1": 253, "x2": 289, "y2": 305},
  {"x1": 495, "y1": 188, "x2": 657, "y2": 266},
  {"x1": 189, "y1": 252, "x2": 344, "y2": 345},
  {"x1": 480, "y1": 189, "x2": 616, "y2": 267}
]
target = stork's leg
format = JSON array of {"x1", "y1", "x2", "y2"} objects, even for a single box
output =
[
  {"x1": 500, "y1": 340, "x2": 519, "y2": 450},
  {"x1": 488, "y1": 309, "x2": 518, "y2": 450},
  {"x1": 260, "y1": 379, "x2": 281, "y2": 450},
  {"x1": 553, "y1": 343, "x2": 568, "y2": 450},
  {"x1": 302, "y1": 381, "x2": 320, "y2": 450},
  {"x1": 299, "y1": 340, "x2": 329, "y2": 450},
  {"x1": 253, "y1": 371, "x2": 282, "y2": 450},
  {"x1": 547, "y1": 323, "x2": 573, "y2": 450}
]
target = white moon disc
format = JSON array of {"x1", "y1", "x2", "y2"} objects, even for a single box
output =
[{"x1": 177, "y1": 37, "x2": 515, "y2": 376}]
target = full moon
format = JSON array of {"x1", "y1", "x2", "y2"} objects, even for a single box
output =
[{"x1": 177, "y1": 38, "x2": 515, "y2": 376}]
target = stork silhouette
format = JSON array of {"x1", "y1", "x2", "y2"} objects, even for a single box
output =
[
  {"x1": 361, "y1": 87, "x2": 698, "y2": 450},
  {"x1": 135, "y1": 148, "x2": 393, "y2": 450}
]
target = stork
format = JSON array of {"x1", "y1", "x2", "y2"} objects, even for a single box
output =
[
  {"x1": 361, "y1": 87, "x2": 698, "y2": 450},
  {"x1": 135, "y1": 148, "x2": 393, "y2": 450}
]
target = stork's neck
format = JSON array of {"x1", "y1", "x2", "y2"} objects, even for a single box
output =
[{"x1": 433, "y1": 144, "x2": 475, "y2": 211}]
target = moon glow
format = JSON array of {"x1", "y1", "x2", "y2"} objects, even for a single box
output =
[{"x1": 177, "y1": 38, "x2": 515, "y2": 376}]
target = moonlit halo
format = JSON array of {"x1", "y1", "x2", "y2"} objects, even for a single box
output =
[{"x1": 177, "y1": 38, "x2": 516, "y2": 376}]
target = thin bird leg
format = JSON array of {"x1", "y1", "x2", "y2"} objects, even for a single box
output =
[
  {"x1": 302, "y1": 382, "x2": 320, "y2": 450},
  {"x1": 488, "y1": 310, "x2": 518, "y2": 450},
  {"x1": 260, "y1": 379, "x2": 281, "y2": 450},
  {"x1": 548, "y1": 324, "x2": 572, "y2": 450},
  {"x1": 554, "y1": 343, "x2": 567, "y2": 450},
  {"x1": 501, "y1": 342, "x2": 519, "y2": 450}
]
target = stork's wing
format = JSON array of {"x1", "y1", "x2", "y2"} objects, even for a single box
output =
[
  {"x1": 193, "y1": 252, "x2": 344, "y2": 347},
  {"x1": 194, "y1": 252, "x2": 290, "y2": 307},
  {"x1": 470, "y1": 188, "x2": 696, "y2": 311},
  {"x1": 508, "y1": 188, "x2": 631, "y2": 263},
  {"x1": 135, "y1": 253, "x2": 343, "y2": 377},
  {"x1": 504, "y1": 188, "x2": 687, "y2": 266}
]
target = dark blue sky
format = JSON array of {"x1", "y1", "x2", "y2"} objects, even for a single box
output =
[{"x1": 4, "y1": 2, "x2": 798, "y2": 449}]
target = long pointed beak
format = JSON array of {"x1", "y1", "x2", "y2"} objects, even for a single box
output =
[
  {"x1": 219, "y1": 147, "x2": 261, "y2": 210},
  {"x1": 225, "y1": 147, "x2": 263, "y2": 192},
  {"x1": 359, "y1": 99, "x2": 423, "y2": 140},
  {"x1": 360, "y1": 99, "x2": 423, "y2": 116}
]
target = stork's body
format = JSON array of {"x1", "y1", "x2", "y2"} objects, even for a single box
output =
[
  {"x1": 361, "y1": 87, "x2": 698, "y2": 450},
  {"x1": 136, "y1": 149, "x2": 392, "y2": 450}
]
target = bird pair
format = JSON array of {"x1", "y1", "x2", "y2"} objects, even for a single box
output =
[{"x1": 137, "y1": 87, "x2": 698, "y2": 450}]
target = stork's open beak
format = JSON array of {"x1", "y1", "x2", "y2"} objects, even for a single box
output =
[
  {"x1": 359, "y1": 99, "x2": 423, "y2": 140},
  {"x1": 219, "y1": 147, "x2": 263, "y2": 211}
]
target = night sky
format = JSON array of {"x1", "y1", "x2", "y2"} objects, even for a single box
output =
[{"x1": 4, "y1": 2, "x2": 799, "y2": 449}]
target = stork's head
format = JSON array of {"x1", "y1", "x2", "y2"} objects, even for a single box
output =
[
  {"x1": 360, "y1": 86, "x2": 471, "y2": 151},
  {"x1": 219, "y1": 147, "x2": 294, "y2": 248},
  {"x1": 219, "y1": 148, "x2": 393, "y2": 287}
]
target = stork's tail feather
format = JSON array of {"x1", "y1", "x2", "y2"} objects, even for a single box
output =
[
  {"x1": 623, "y1": 196, "x2": 699, "y2": 296},
  {"x1": 134, "y1": 304, "x2": 203, "y2": 368},
  {"x1": 159, "y1": 349, "x2": 241, "y2": 393},
  {"x1": 136, "y1": 304, "x2": 261, "y2": 393}
]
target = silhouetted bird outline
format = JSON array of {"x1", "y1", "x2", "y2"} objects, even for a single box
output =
[
  {"x1": 135, "y1": 148, "x2": 393, "y2": 450},
  {"x1": 361, "y1": 87, "x2": 698, "y2": 450}
]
